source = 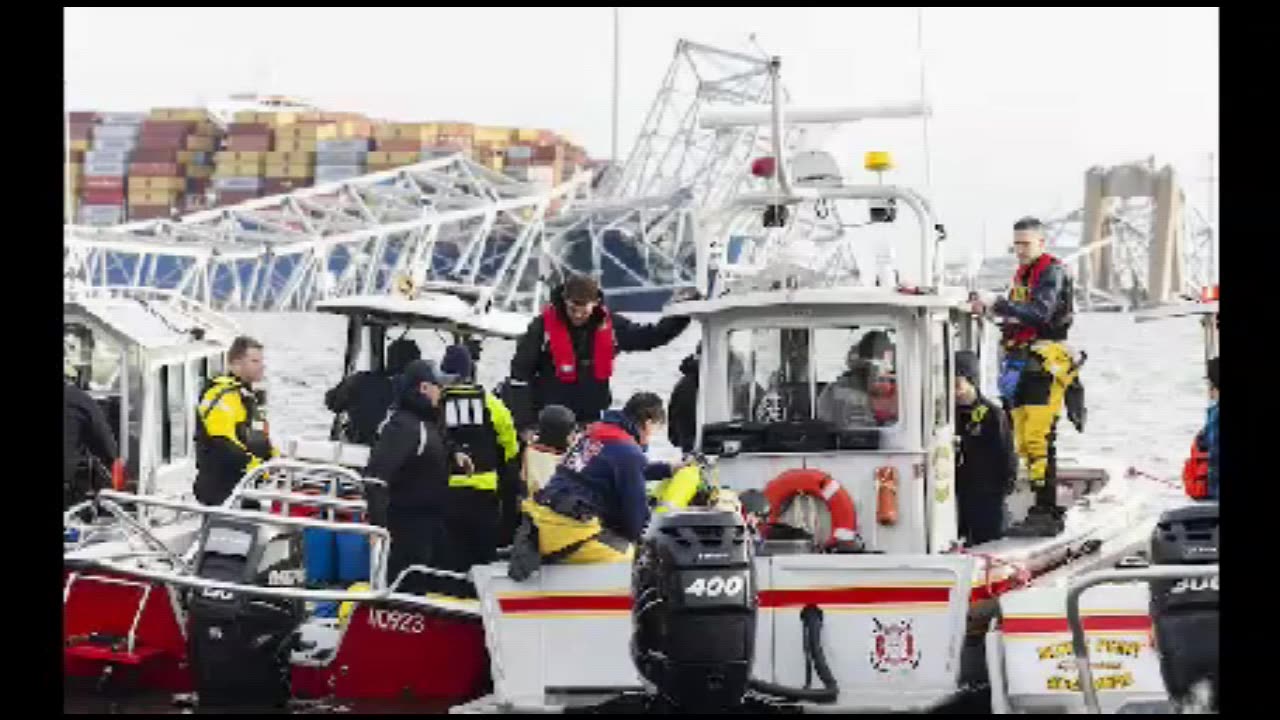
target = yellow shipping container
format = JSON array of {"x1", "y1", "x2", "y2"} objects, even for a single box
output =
[
  {"x1": 214, "y1": 162, "x2": 265, "y2": 177},
  {"x1": 71, "y1": 139, "x2": 90, "y2": 152},
  {"x1": 214, "y1": 151, "x2": 266, "y2": 164},
  {"x1": 186, "y1": 135, "x2": 215, "y2": 151},
  {"x1": 129, "y1": 189, "x2": 181, "y2": 204},
  {"x1": 129, "y1": 176, "x2": 185, "y2": 191},
  {"x1": 367, "y1": 163, "x2": 397, "y2": 173},
  {"x1": 275, "y1": 123, "x2": 338, "y2": 141},
  {"x1": 150, "y1": 108, "x2": 211, "y2": 122},
  {"x1": 186, "y1": 165, "x2": 214, "y2": 179},
  {"x1": 67, "y1": 163, "x2": 84, "y2": 177},
  {"x1": 275, "y1": 137, "x2": 318, "y2": 153},
  {"x1": 438, "y1": 122, "x2": 475, "y2": 137},
  {"x1": 366, "y1": 151, "x2": 391, "y2": 165},
  {"x1": 474, "y1": 126, "x2": 513, "y2": 144},
  {"x1": 336, "y1": 120, "x2": 372, "y2": 138},
  {"x1": 489, "y1": 156, "x2": 505, "y2": 173},
  {"x1": 254, "y1": 112, "x2": 299, "y2": 127},
  {"x1": 264, "y1": 163, "x2": 314, "y2": 179},
  {"x1": 374, "y1": 123, "x2": 439, "y2": 141},
  {"x1": 233, "y1": 110, "x2": 259, "y2": 123},
  {"x1": 516, "y1": 129, "x2": 540, "y2": 142},
  {"x1": 387, "y1": 151, "x2": 419, "y2": 165},
  {"x1": 265, "y1": 151, "x2": 314, "y2": 165}
]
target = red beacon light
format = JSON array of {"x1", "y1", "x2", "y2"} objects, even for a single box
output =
[{"x1": 751, "y1": 157, "x2": 777, "y2": 178}]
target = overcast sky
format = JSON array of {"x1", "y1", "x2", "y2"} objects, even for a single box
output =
[{"x1": 65, "y1": 7, "x2": 1218, "y2": 264}]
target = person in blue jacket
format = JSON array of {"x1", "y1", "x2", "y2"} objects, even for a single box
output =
[
  {"x1": 519, "y1": 392, "x2": 674, "y2": 564},
  {"x1": 1204, "y1": 357, "x2": 1219, "y2": 500}
]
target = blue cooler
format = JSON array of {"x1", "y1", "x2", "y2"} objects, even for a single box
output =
[
  {"x1": 335, "y1": 529, "x2": 371, "y2": 583},
  {"x1": 304, "y1": 528, "x2": 338, "y2": 585}
]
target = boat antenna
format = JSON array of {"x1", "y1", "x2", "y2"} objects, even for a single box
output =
[
  {"x1": 916, "y1": 7, "x2": 933, "y2": 189},
  {"x1": 611, "y1": 7, "x2": 621, "y2": 164}
]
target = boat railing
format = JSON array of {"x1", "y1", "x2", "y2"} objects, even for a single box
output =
[
  {"x1": 224, "y1": 458, "x2": 381, "y2": 521},
  {"x1": 1064, "y1": 564, "x2": 1220, "y2": 714},
  {"x1": 66, "y1": 486, "x2": 482, "y2": 619}
]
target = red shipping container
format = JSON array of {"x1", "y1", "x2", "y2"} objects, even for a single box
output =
[
  {"x1": 132, "y1": 148, "x2": 178, "y2": 163},
  {"x1": 128, "y1": 204, "x2": 175, "y2": 220},
  {"x1": 70, "y1": 123, "x2": 94, "y2": 140},
  {"x1": 142, "y1": 120, "x2": 196, "y2": 134},
  {"x1": 263, "y1": 178, "x2": 307, "y2": 194},
  {"x1": 130, "y1": 162, "x2": 181, "y2": 177},
  {"x1": 217, "y1": 190, "x2": 261, "y2": 204},
  {"x1": 228, "y1": 123, "x2": 271, "y2": 136},
  {"x1": 227, "y1": 135, "x2": 272, "y2": 152},
  {"x1": 137, "y1": 135, "x2": 188, "y2": 151},
  {"x1": 69, "y1": 149, "x2": 86, "y2": 162},
  {"x1": 532, "y1": 145, "x2": 562, "y2": 162},
  {"x1": 83, "y1": 176, "x2": 126, "y2": 190},
  {"x1": 82, "y1": 188, "x2": 126, "y2": 204},
  {"x1": 376, "y1": 138, "x2": 428, "y2": 152},
  {"x1": 68, "y1": 111, "x2": 98, "y2": 123}
]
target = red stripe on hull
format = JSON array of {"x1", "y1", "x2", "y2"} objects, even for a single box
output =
[{"x1": 1001, "y1": 615, "x2": 1152, "y2": 634}]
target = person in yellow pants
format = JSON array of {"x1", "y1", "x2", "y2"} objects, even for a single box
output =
[
  {"x1": 507, "y1": 393, "x2": 669, "y2": 577},
  {"x1": 970, "y1": 217, "x2": 1081, "y2": 538}
]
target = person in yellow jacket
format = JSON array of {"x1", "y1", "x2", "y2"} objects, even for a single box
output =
[
  {"x1": 194, "y1": 336, "x2": 278, "y2": 505},
  {"x1": 434, "y1": 345, "x2": 521, "y2": 596}
]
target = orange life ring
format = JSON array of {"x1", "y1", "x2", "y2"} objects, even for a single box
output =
[{"x1": 763, "y1": 469, "x2": 858, "y2": 547}]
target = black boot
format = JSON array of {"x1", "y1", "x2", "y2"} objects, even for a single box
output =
[{"x1": 1006, "y1": 505, "x2": 1064, "y2": 538}]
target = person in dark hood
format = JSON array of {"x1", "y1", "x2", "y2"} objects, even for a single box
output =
[
  {"x1": 505, "y1": 274, "x2": 696, "y2": 436},
  {"x1": 325, "y1": 338, "x2": 421, "y2": 445},
  {"x1": 954, "y1": 351, "x2": 1017, "y2": 546},
  {"x1": 363, "y1": 359, "x2": 457, "y2": 595},
  {"x1": 668, "y1": 345, "x2": 700, "y2": 453}
]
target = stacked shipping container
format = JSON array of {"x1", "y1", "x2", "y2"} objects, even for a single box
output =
[{"x1": 67, "y1": 105, "x2": 589, "y2": 225}]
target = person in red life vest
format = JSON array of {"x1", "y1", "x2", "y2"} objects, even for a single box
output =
[
  {"x1": 505, "y1": 274, "x2": 696, "y2": 437},
  {"x1": 1183, "y1": 357, "x2": 1219, "y2": 500},
  {"x1": 969, "y1": 217, "x2": 1082, "y2": 538}
]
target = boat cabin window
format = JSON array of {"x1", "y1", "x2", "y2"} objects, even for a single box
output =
[
  {"x1": 161, "y1": 363, "x2": 188, "y2": 463},
  {"x1": 932, "y1": 320, "x2": 952, "y2": 429},
  {"x1": 727, "y1": 324, "x2": 899, "y2": 430}
]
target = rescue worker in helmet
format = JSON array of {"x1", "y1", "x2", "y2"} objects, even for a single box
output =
[
  {"x1": 435, "y1": 344, "x2": 522, "y2": 575},
  {"x1": 505, "y1": 274, "x2": 695, "y2": 438},
  {"x1": 954, "y1": 351, "x2": 1017, "y2": 546},
  {"x1": 324, "y1": 337, "x2": 421, "y2": 445},
  {"x1": 816, "y1": 330, "x2": 897, "y2": 428},
  {"x1": 523, "y1": 405, "x2": 578, "y2": 495},
  {"x1": 515, "y1": 393, "x2": 676, "y2": 569},
  {"x1": 969, "y1": 217, "x2": 1081, "y2": 537},
  {"x1": 64, "y1": 335, "x2": 119, "y2": 509},
  {"x1": 194, "y1": 336, "x2": 277, "y2": 506},
  {"x1": 364, "y1": 359, "x2": 458, "y2": 595}
]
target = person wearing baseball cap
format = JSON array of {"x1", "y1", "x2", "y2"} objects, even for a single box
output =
[{"x1": 364, "y1": 359, "x2": 459, "y2": 594}]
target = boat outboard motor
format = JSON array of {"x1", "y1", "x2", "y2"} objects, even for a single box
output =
[
  {"x1": 186, "y1": 519, "x2": 304, "y2": 707},
  {"x1": 631, "y1": 510, "x2": 757, "y2": 712},
  {"x1": 1148, "y1": 502, "x2": 1218, "y2": 710}
]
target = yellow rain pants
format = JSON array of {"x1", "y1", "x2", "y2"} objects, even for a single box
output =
[
  {"x1": 1010, "y1": 341, "x2": 1079, "y2": 485},
  {"x1": 521, "y1": 498, "x2": 633, "y2": 565}
]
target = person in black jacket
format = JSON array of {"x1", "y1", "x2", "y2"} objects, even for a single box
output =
[
  {"x1": 363, "y1": 359, "x2": 459, "y2": 595},
  {"x1": 325, "y1": 338, "x2": 421, "y2": 445},
  {"x1": 64, "y1": 378, "x2": 119, "y2": 509},
  {"x1": 953, "y1": 351, "x2": 1018, "y2": 546},
  {"x1": 668, "y1": 345, "x2": 700, "y2": 453},
  {"x1": 505, "y1": 274, "x2": 695, "y2": 436}
]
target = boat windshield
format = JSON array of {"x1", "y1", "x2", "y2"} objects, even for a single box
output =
[{"x1": 728, "y1": 324, "x2": 899, "y2": 430}]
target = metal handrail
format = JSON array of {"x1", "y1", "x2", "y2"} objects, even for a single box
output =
[
  {"x1": 63, "y1": 556, "x2": 481, "y2": 619},
  {"x1": 95, "y1": 489, "x2": 391, "y2": 585},
  {"x1": 1065, "y1": 564, "x2": 1219, "y2": 713},
  {"x1": 94, "y1": 496, "x2": 194, "y2": 573}
]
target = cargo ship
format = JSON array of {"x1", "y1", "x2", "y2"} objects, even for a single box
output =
[{"x1": 65, "y1": 94, "x2": 591, "y2": 227}]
